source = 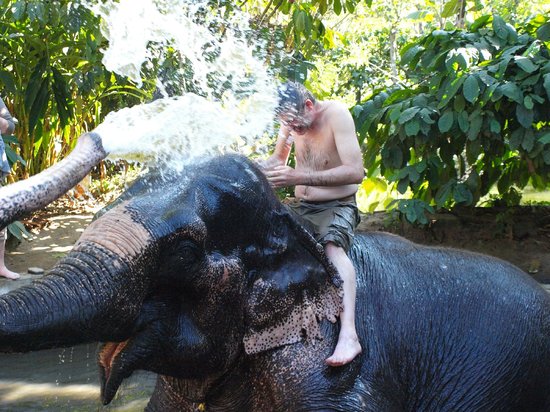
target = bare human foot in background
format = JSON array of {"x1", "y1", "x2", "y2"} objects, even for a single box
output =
[{"x1": 0, "y1": 266, "x2": 19, "y2": 280}]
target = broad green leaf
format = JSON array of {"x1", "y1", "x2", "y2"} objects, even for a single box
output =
[
  {"x1": 435, "y1": 179, "x2": 455, "y2": 207},
  {"x1": 408, "y1": 166, "x2": 421, "y2": 183},
  {"x1": 516, "y1": 105, "x2": 533, "y2": 128},
  {"x1": 466, "y1": 139, "x2": 481, "y2": 163},
  {"x1": 334, "y1": 0, "x2": 342, "y2": 15},
  {"x1": 368, "y1": 201, "x2": 379, "y2": 213},
  {"x1": 12, "y1": 0, "x2": 25, "y2": 21},
  {"x1": 27, "y1": 1, "x2": 46, "y2": 24},
  {"x1": 536, "y1": 22, "x2": 550, "y2": 41},
  {"x1": 28, "y1": 77, "x2": 50, "y2": 136},
  {"x1": 24, "y1": 58, "x2": 48, "y2": 112},
  {"x1": 454, "y1": 94, "x2": 465, "y2": 112},
  {"x1": 523, "y1": 95, "x2": 534, "y2": 110},
  {"x1": 522, "y1": 129, "x2": 535, "y2": 152},
  {"x1": 539, "y1": 133, "x2": 550, "y2": 145},
  {"x1": 509, "y1": 128, "x2": 523, "y2": 150},
  {"x1": 382, "y1": 146, "x2": 404, "y2": 169},
  {"x1": 0, "y1": 71, "x2": 16, "y2": 94},
  {"x1": 522, "y1": 73, "x2": 540, "y2": 87},
  {"x1": 514, "y1": 57, "x2": 538, "y2": 74},
  {"x1": 405, "y1": 120, "x2": 420, "y2": 136},
  {"x1": 463, "y1": 75, "x2": 480, "y2": 103},
  {"x1": 401, "y1": 45, "x2": 424, "y2": 66},
  {"x1": 7, "y1": 221, "x2": 30, "y2": 241},
  {"x1": 530, "y1": 94, "x2": 544, "y2": 104},
  {"x1": 468, "y1": 111, "x2": 483, "y2": 140},
  {"x1": 52, "y1": 67, "x2": 73, "y2": 127},
  {"x1": 420, "y1": 108, "x2": 435, "y2": 124},
  {"x1": 438, "y1": 110, "x2": 454, "y2": 133},
  {"x1": 397, "y1": 177, "x2": 409, "y2": 194},
  {"x1": 543, "y1": 74, "x2": 550, "y2": 100},
  {"x1": 437, "y1": 76, "x2": 465, "y2": 109},
  {"x1": 458, "y1": 111, "x2": 469, "y2": 132},
  {"x1": 470, "y1": 15, "x2": 491, "y2": 31},
  {"x1": 477, "y1": 71, "x2": 496, "y2": 86},
  {"x1": 493, "y1": 15, "x2": 509, "y2": 40},
  {"x1": 454, "y1": 184, "x2": 474, "y2": 205},
  {"x1": 318, "y1": 0, "x2": 328, "y2": 14},
  {"x1": 388, "y1": 106, "x2": 401, "y2": 122},
  {"x1": 499, "y1": 82, "x2": 522, "y2": 103},
  {"x1": 294, "y1": 10, "x2": 306, "y2": 33},
  {"x1": 441, "y1": 0, "x2": 459, "y2": 18},
  {"x1": 543, "y1": 149, "x2": 550, "y2": 165},
  {"x1": 398, "y1": 107, "x2": 420, "y2": 124},
  {"x1": 352, "y1": 105, "x2": 363, "y2": 118},
  {"x1": 406, "y1": 10, "x2": 433, "y2": 21},
  {"x1": 490, "y1": 118, "x2": 501, "y2": 134}
]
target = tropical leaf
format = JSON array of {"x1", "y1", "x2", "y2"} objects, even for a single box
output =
[{"x1": 463, "y1": 75, "x2": 480, "y2": 103}]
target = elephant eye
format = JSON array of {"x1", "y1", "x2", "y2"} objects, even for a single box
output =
[{"x1": 176, "y1": 240, "x2": 203, "y2": 269}]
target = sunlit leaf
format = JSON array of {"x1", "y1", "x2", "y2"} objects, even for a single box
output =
[{"x1": 515, "y1": 57, "x2": 538, "y2": 74}]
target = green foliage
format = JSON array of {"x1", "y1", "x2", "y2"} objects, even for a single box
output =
[
  {"x1": 6, "y1": 220, "x2": 30, "y2": 242},
  {"x1": 0, "y1": 0, "x2": 150, "y2": 178},
  {"x1": 353, "y1": 13, "x2": 550, "y2": 224}
]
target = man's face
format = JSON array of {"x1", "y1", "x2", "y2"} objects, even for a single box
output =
[{"x1": 279, "y1": 103, "x2": 313, "y2": 135}]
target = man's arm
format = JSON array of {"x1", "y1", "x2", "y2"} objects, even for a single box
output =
[
  {"x1": 256, "y1": 124, "x2": 293, "y2": 170},
  {"x1": 265, "y1": 104, "x2": 364, "y2": 188}
]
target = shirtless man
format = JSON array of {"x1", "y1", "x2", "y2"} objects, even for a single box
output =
[{"x1": 261, "y1": 82, "x2": 364, "y2": 366}]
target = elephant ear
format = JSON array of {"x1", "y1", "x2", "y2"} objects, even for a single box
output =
[{"x1": 243, "y1": 210, "x2": 343, "y2": 355}]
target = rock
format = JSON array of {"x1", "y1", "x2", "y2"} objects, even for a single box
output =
[
  {"x1": 528, "y1": 260, "x2": 541, "y2": 275},
  {"x1": 27, "y1": 267, "x2": 45, "y2": 275}
]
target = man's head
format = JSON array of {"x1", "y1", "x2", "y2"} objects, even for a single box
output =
[{"x1": 276, "y1": 82, "x2": 317, "y2": 135}]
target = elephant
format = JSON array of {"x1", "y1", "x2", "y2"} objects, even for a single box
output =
[{"x1": 1, "y1": 133, "x2": 550, "y2": 411}]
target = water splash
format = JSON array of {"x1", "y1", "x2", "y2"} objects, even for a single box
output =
[{"x1": 85, "y1": 0, "x2": 278, "y2": 170}]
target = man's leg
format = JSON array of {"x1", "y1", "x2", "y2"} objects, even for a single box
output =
[
  {"x1": 324, "y1": 242, "x2": 361, "y2": 366},
  {"x1": 0, "y1": 228, "x2": 19, "y2": 280}
]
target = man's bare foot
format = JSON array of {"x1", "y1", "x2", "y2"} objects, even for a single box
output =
[
  {"x1": 0, "y1": 267, "x2": 20, "y2": 280},
  {"x1": 325, "y1": 335, "x2": 362, "y2": 366}
]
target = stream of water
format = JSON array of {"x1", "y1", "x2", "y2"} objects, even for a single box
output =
[{"x1": 88, "y1": 0, "x2": 279, "y2": 169}]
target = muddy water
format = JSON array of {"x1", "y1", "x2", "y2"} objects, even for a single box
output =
[{"x1": 0, "y1": 345, "x2": 156, "y2": 411}]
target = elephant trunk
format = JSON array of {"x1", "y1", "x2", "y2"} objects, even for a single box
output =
[
  {"x1": 0, "y1": 207, "x2": 153, "y2": 352},
  {"x1": 0, "y1": 132, "x2": 108, "y2": 229},
  {"x1": 0, "y1": 248, "x2": 146, "y2": 352}
]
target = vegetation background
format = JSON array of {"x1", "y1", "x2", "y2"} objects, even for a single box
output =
[{"x1": 0, "y1": 0, "x2": 549, "y2": 235}]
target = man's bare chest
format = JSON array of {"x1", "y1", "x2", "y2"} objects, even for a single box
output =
[{"x1": 294, "y1": 134, "x2": 338, "y2": 171}]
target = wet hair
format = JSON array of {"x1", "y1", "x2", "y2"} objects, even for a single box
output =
[{"x1": 276, "y1": 81, "x2": 316, "y2": 117}]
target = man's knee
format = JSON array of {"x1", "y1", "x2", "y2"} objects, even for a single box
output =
[{"x1": 325, "y1": 243, "x2": 355, "y2": 274}]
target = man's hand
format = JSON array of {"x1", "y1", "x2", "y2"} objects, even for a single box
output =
[{"x1": 264, "y1": 165, "x2": 299, "y2": 188}]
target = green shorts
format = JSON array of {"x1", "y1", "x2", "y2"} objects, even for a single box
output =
[{"x1": 287, "y1": 195, "x2": 360, "y2": 252}]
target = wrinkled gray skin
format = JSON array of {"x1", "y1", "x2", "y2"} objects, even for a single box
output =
[{"x1": 1, "y1": 135, "x2": 550, "y2": 411}]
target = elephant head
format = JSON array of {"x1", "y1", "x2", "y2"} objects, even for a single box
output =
[{"x1": 0, "y1": 150, "x2": 343, "y2": 405}]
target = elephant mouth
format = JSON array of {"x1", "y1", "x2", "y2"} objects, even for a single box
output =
[{"x1": 99, "y1": 340, "x2": 131, "y2": 405}]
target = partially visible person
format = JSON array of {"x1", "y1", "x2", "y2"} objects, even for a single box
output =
[
  {"x1": 0, "y1": 96, "x2": 20, "y2": 280},
  {"x1": 260, "y1": 82, "x2": 364, "y2": 366}
]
